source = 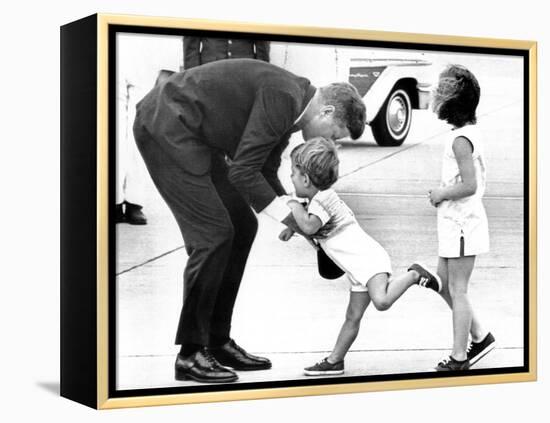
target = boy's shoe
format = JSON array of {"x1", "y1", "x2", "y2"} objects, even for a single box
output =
[
  {"x1": 435, "y1": 355, "x2": 470, "y2": 372},
  {"x1": 467, "y1": 332, "x2": 496, "y2": 366},
  {"x1": 408, "y1": 263, "x2": 442, "y2": 293},
  {"x1": 304, "y1": 358, "x2": 344, "y2": 376}
]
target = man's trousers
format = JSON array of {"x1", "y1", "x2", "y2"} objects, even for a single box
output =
[{"x1": 133, "y1": 122, "x2": 258, "y2": 347}]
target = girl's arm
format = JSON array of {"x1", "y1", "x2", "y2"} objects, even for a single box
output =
[
  {"x1": 287, "y1": 199, "x2": 323, "y2": 235},
  {"x1": 430, "y1": 136, "x2": 478, "y2": 206}
]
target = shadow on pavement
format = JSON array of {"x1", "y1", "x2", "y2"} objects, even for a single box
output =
[{"x1": 36, "y1": 381, "x2": 60, "y2": 396}]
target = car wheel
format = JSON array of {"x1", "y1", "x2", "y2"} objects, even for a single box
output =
[{"x1": 371, "y1": 85, "x2": 412, "y2": 146}]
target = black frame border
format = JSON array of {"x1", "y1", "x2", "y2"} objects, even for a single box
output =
[{"x1": 106, "y1": 23, "x2": 531, "y2": 400}]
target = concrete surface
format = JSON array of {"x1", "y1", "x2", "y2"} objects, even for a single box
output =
[{"x1": 115, "y1": 52, "x2": 525, "y2": 390}]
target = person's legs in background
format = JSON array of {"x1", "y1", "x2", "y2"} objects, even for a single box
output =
[{"x1": 116, "y1": 79, "x2": 148, "y2": 225}]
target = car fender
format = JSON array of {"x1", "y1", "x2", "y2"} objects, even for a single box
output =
[{"x1": 363, "y1": 64, "x2": 432, "y2": 123}]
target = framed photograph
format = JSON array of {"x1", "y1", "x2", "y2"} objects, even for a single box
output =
[{"x1": 60, "y1": 13, "x2": 537, "y2": 409}]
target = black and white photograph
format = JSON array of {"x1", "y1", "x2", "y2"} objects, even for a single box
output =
[
  {"x1": 5, "y1": 0, "x2": 550, "y2": 420},
  {"x1": 112, "y1": 26, "x2": 529, "y2": 396}
]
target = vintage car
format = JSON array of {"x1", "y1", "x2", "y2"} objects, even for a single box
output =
[
  {"x1": 348, "y1": 58, "x2": 434, "y2": 146},
  {"x1": 270, "y1": 43, "x2": 436, "y2": 146}
]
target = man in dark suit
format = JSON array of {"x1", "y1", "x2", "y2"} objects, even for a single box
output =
[
  {"x1": 183, "y1": 36, "x2": 270, "y2": 69},
  {"x1": 133, "y1": 58, "x2": 366, "y2": 383}
]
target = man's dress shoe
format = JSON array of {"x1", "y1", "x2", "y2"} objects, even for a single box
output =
[
  {"x1": 211, "y1": 339, "x2": 272, "y2": 370},
  {"x1": 124, "y1": 202, "x2": 147, "y2": 225},
  {"x1": 175, "y1": 347, "x2": 238, "y2": 383}
]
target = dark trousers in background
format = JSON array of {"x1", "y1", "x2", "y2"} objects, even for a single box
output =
[{"x1": 133, "y1": 123, "x2": 258, "y2": 348}]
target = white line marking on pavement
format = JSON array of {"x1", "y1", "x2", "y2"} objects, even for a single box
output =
[
  {"x1": 117, "y1": 100, "x2": 523, "y2": 276},
  {"x1": 120, "y1": 346, "x2": 523, "y2": 358},
  {"x1": 339, "y1": 192, "x2": 523, "y2": 200},
  {"x1": 339, "y1": 99, "x2": 523, "y2": 180},
  {"x1": 116, "y1": 245, "x2": 185, "y2": 276}
]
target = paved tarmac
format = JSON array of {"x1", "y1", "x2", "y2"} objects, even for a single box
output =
[{"x1": 115, "y1": 53, "x2": 525, "y2": 390}]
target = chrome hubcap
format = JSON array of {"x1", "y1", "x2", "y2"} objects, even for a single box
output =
[{"x1": 386, "y1": 90, "x2": 411, "y2": 138}]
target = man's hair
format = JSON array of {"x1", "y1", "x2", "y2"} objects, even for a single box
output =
[
  {"x1": 433, "y1": 64, "x2": 480, "y2": 128},
  {"x1": 290, "y1": 137, "x2": 339, "y2": 190},
  {"x1": 319, "y1": 82, "x2": 366, "y2": 140}
]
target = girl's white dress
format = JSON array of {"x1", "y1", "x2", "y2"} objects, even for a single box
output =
[{"x1": 437, "y1": 124, "x2": 490, "y2": 258}]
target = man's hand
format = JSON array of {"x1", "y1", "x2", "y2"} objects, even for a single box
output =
[{"x1": 279, "y1": 227, "x2": 295, "y2": 241}]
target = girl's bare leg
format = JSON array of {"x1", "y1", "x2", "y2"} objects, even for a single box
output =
[
  {"x1": 447, "y1": 256, "x2": 476, "y2": 360},
  {"x1": 437, "y1": 257, "x2": 487, "y2": 343}
]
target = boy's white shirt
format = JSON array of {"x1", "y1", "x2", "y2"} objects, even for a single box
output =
[{"x1": 307, "y1": 191, "x2": 331, "y2": 226}]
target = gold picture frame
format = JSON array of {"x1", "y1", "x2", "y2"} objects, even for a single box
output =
[{"x1": 60, "y1": 13, "x2": 537, "y2": 409}]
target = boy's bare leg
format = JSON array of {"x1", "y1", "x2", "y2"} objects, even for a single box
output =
[
  {"x1": 328, "y1": 291, "x2": 370, "y2": 363},
  {"x1": 367, "y1": 271, "x2": 418, "y2": 311},
  {"x1": 436, "y1": 257, "x2": 487, "y2": 342}
]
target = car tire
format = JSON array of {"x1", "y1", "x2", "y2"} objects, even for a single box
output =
[{"x1": 371, "y1": 84, "x2": 412, "y2": 146}]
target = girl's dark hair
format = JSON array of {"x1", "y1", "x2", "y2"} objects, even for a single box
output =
[{"x1": 434, "y1": 65, "x2": 480, "y2": 128}]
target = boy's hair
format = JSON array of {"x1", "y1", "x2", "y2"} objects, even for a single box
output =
[
  {"x1": 319, "y1": 82, "x2": 366, "y2": 140},
  {"x1": 290, "y1": 137, "x2": 339, "y2": 190},
  {"x1": 433, "y1": 64, "x2": 480, "y2": 128}
]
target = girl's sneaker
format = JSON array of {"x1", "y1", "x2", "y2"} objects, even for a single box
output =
[
  {"x1": 408, "y1": 263, "x2": 442, "y2": 292},
  {"x1": 435, "y1": 355, "x2": 470, "y2": 371},
  {"x1": 304, "y1": 358, "x2": 344, "y2": 376},
  {"x1": 467, "y1": 332, "x2": 496, "y2": 366}
]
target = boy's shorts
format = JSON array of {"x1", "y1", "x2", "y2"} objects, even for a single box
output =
[
  {"x1": 347, "y1": 272, "x2": 391, "y2": 292},
  {"x1": 319, "y1": 223, "x2": 392, "y2": 292}
]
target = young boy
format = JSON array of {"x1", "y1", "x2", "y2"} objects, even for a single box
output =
[{"x1": 279, "y1": 137, "x2": 441, "y2": 375}]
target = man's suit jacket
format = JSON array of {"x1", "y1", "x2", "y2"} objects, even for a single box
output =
[
  {"x1": 135, "y1": 59, "x2": 316, "y2": 213},
  {"x1": 183, "y1": 37, "x2": 270, "y2": 69}
]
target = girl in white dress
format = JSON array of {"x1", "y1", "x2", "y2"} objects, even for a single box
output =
[{"x1": 428, "y1": 64, "x2": 495, "y2": 371}]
